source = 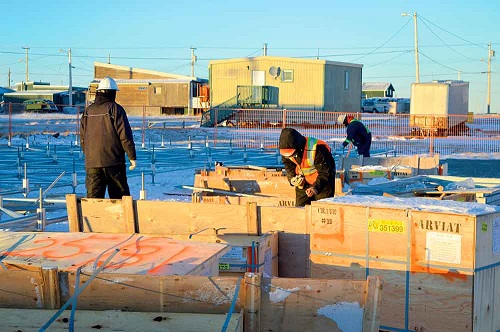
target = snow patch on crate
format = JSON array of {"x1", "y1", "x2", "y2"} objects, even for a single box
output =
[
  {"x1": 320, "y1": 195, "x2": 500, "y2": 215},
  {"x1": 317, "y1": 301, "x2": 363, "y2": 332},
  {"x1": 268, "y1": 286, "x2": 299, "y2": 302}
]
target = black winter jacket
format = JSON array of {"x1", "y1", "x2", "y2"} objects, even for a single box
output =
[
  {"x1": 279, "y1": 128, "x2": 336, "y2": 194},
  {"x1": 80, "y1": 94, "x2": 136, "y2": 168},
  {"x1": 344, "y1": 119, "x2": 370, "y2": 147}
]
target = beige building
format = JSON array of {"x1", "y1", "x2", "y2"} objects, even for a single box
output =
[
  {"x1": 88, "y1": 62, "x2": 209, "y2": 116},
  {"x1": 209, "y1": 56, "x2": 362, "y2": 113}
]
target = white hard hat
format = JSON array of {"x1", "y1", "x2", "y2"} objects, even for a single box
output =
[
  {"x1": 97, "y1": 77, "x2": 119, "y2": 91},
  {"x1": 337, "y1": 114, "x2": 346, "y2": 125}
]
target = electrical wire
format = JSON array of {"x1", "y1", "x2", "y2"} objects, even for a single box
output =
[
  {"x1": 350, "y1": 16, "x2": 413, "y2": 63},
  {"x1": 418, "y1": 50, "x2": 472, "y2": 74},
  {"x1": 418, "y1": 16, "x2": 482, "y2": 62},
  {"x1": 418, "y1": 15, "x2": 488, "y2": 50},
  {"x1": 364, "y1": 50, "x2": 413, "y2": 68}
]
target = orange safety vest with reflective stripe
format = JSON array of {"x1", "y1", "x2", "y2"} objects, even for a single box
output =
[{"x1": 289, "y1": 137, "x2": 331, "y2": 185}]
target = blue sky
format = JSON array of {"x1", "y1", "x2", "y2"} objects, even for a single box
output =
[{"x1": 1, "y1": 0, "x2": 498, "y2": 113}]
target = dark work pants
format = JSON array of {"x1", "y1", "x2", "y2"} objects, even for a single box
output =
[
  {"x1": 85, "y1": 164, "x2": 130, "y2": 199},
  {"x1": 295, "y1": 179, "x2": 335, "y2": 207},
  {"x1": 357, "y1": 133, "x2": 372, "y2": 157}
]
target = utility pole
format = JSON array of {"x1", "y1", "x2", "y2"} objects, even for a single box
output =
[
  {"x1": 108, "y1": 53, "x2": 111, "y2": 64},
  {"x1": 8, "y1": 68, "x2": 11, "y2": 88},
  {"x1": 68, "y1": 48, "x2": 73, "y2": 107},
  {"x1": 61, "y1": 48, "x2": 74, "y2": 107},
  {"x1": 190, "y1": 46, "x2": 197, "y2": 77},
  {"x1": 263, "y1": 43, "x2": 268, "y2": 56},
  {"x1": 22, "y1": 46, "x2": 30, "y2": 82},
  {"x1": 487, "y1": 42, "x2": 495, "y2": 114},
  {"x1": 402, "y1": 12, "x2": 420, "y2": 83}
]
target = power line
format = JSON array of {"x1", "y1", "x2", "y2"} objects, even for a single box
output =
[
  {"x1": 364, "y1": 71, "x2": 486, "y2": 79},
  {"x1": 418, "y1": 16, "x2": 481, "y2": 62},
  {"x1": 418, "y1": 15, "x2": 488, "y2": 50},
  {"x1": 350, "y1": 16, "x2": 413, "y2": 62},
  {"x1": 418, "y1": 50, "x2": 472, "y2": 74},
  {"x1": 365, "y1": 50, "x2": 413, "y2": 68}
]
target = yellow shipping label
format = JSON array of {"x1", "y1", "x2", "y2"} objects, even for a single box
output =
[{"x1": 368, "y1": 219, "x2": 405, "y2": 234}]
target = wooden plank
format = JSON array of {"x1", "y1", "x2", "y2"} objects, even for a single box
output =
[
  {"x1": 122, "y1": 195, "x2": 137, "y2": 233},
  {"x1": 246, "y1": 202, "x2": 259, "y2": 235},
  {"x1": 363, "y1": 276, "x2": 383, "y2": 332},
  {"x1": 79, "y1": 198, "x2": 131, "y2": 233},
  {"x1": 0, "y1": 232, "x2": 228, "y2": 276},
  {"x1": 65, "y1": 194, "x2": 81, "y2": 232},
  {"x1": 63, "y1": 273, "x2": 245, "y2": 314},
  {"x1": 0, "y1": 308, "x2": 242, "y2": 332},
  {"x1": 136, "y1": 200, "x2": 249, "y2": 235},
  {"x1": 199, "y1": 194, "x2": 296, "y2": 207},
  {"x1": 244, "y1": 272, "x2": 261, "y2": 332},
  {"x1": 41, "y1": 266, "x2": 60, "y2": 309}
]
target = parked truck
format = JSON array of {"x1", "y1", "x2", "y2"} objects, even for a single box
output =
[{"x1": 410, "y1": 80, "x2": 469, "y2": 136}]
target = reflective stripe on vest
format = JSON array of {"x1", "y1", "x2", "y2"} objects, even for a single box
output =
[{"x1": 292, "y1": 137, "x2": 331, "y2": 185}]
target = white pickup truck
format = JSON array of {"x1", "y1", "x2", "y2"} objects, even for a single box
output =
[{"x1": 361, "y1": 99, "x2": 387, "y2": 113}]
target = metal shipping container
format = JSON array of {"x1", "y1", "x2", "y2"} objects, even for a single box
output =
[{"x1": 410, "y1": 80, "x2": 469, "y2": 132}]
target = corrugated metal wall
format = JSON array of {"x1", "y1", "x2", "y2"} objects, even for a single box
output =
[{"x1": 324, "y1": 62, "x2": 362, "y2": 113}]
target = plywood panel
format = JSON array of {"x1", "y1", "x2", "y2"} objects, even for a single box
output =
[
  {"x1": 0, "y1": 232, "x2": 227, "y2": 276},
  {"x1": 64, "y1": 273, "x2": 244, "y2": 314},
  {"x1": 0, "y1": 309, "x2": 242, "y2": 332},
  {"x1": 136, "y1": 200, "x2": 250, "y2": 235},
  {"x1": 79, "y1": 197, "x2": 135, "y2": 233},
  {"x1": 260, "y1": 206, "x2": 309, "y2": 277},
  {"x1": 259, "y1": 276, "x2": 381, "y2": 332},
  {"x1": 0, "y1": 269, "x2": 44, "y2": 308}
]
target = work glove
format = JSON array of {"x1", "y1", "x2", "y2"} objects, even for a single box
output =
[
  {"x1": 305, "y1": 187, "x2": 318, "y2": 197},
  {"x1": 290, "y1": 175, "x2": 305, "y2": 188},
  {"x1": 129, "y1": 160, "x2": 137, "y2": 171},
  {"x1": 342, "y1": 141, "x2": 348, "y2": 148}
]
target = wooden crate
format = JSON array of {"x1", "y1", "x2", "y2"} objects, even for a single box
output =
[
  {"x1": 66, "y1": 195, "x2": 311, "y2": 278},
  {"x1": 194, "y1": 165, "x2": 344, "y2": 198},
  {"x1": 340, "y1": 155, "x2": 442, "y2": 175},
  {"x1": 0, "y1": 268, "x2": 382, "y2": 332},
  {"x1": 309, "y1": 195, "x2": 500, "y2": 332},
  {"x1": 347, "y1": 165, "x2": 414, "y2": 184},
  {"x1": 166, "y1": 232, "x2": 279, "y2": 277},
  {"x1": 195, "y1": 165, "x2": 294, "y2": 197}
]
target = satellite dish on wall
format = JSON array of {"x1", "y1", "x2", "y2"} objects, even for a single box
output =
[{"x1": 269, "y1": 66, "x2": 281, "y2": 78}]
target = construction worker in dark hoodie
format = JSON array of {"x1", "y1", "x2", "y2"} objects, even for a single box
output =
[
  {"x1": 80, "y1": 76, "x2": 137, "y2": 199},
  {"x1": 279, "y1": 128, "x2": 336, "y2": 207},
  {"x1": 337, "y1": 114, "x2": 372, "y2": 157}
]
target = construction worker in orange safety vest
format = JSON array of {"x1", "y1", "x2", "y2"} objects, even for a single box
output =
[{"x1": 279, "y1": 128, "x2": 336, "y2": 207}]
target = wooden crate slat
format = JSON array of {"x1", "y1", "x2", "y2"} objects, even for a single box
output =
[{"x1": 0, "y1": 308, "x2": 243, "y2": 332}]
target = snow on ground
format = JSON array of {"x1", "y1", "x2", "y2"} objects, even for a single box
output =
[{"x1": 0, "y1": 113, "x2": 499, "y2": 231}]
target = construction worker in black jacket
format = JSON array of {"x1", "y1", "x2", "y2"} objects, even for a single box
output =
[
  {"x1": 338, "y1": 114, "x2": 372, "y2": 157},
  {"x1": 279, "y1": 128, "x2": 336, "y2": 206},
  {"x1": 80, "y1": 77, "x2": 137, "y2": 199}
]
